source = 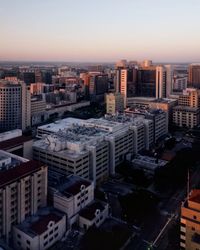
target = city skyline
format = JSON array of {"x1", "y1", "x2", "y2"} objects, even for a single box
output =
[{"x1": 1, "y1": 0, "x2": 200, "y2": 62}]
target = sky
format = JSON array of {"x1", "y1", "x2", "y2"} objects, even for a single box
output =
[{"x1": 1, "y1": 0, "x2": 200, "y2": 62}]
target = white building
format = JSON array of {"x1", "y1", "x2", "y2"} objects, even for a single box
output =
[
  {"x1": 34, "y1": 115, "x2": 156, "y2": 180},
  {"x1": 79, "y1": 201, "x2": 109, "y2": 231},
  {"x1": 13, "y1": 208, "x2": 66, "y2": 250},
  {"x1": 49, "y1": 175, "x2": 94, "y2": 226}
]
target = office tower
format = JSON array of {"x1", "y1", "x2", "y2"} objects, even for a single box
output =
[
  {"x1": 165, "y1": 65, "x2": 173, "y2": 97},
  {"x1": 119, "y1": 68, "x2": 137, "y2": 107},
  {"x1": 180, "y1": 189, "x2": 200, "y2": 250},
  {"x1": 0, "y1": 150, "x2": 47, "y2": 243},
  {"x1": 156, "y1": 66, "x2": 167, "y2": 99},
  {"x1": 42, "y1": 70, "x2": 53, "y2": 84},
  {"x1": 137, "y1": 65, "x2": 167, "y2": 99},
  {"x1": 106, "y1": 93, "x2": 124, "y2": 114},
  {"x1": 34, "y1": 69, "x2": 43, "y2": 82},
  {"x1": 188, "y1": 64, "x2": 200, "y2": 87},
  {"x1": 137, "y1": 66, "x2": 157, "y2": 97},
  {"x1": 21, "y1": 72, "x2": 35, "y2": 85},
  {"x1": 173, "y1": 76, "x2": 187, "y2": 92},
  {"x1": 115, "y1": 60, "x2": 127, "y2": 69},
  {"x1": 89, "y1": 74, "x2": 108, "y2": 102},
  {"x1": 142, "y1": 60, "x2": 153, "y2": 67}
]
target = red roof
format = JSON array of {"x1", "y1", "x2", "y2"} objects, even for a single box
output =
[
  {"x1": 30, "y1": 213, "x2": 61, "y2": 235},
  {"x1": 79, "y1": 201, "x2": 105, "y2": 220},
  {"x1": 63, "y1": 179, "x2": 91, "y2": 196},
  {"x1": 0, "y1": 136, "x2": 32, "y2": 150},
  {"x1": 0, "y1": 160, "x2": 45, "y2": 187},
  {"x1": 189, "y1": 190, "x2": 200, "y2": 204}
]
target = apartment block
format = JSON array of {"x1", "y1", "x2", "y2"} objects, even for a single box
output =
[
  {"x1": 173, "y1": 106, "x2": 200, "y2": 128},
  {"x1": 0, "y1": 150, "x2": 47, "y2": 243}
]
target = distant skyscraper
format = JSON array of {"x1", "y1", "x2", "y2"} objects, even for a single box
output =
[
  {"x1": 142, "y1": 60, "x2": 153, "y2": 67},
  {"x1": 188, "y1": 64, "x2": 200, "y2": 87},
  {"x1": 89, "y1": 74, "x2": 108, "y2": 102},
  {"x1": 137, "y1": 65, "x2": 168, "y2": 99}
]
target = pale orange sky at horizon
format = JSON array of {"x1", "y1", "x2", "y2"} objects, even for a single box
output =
[{"x1": 1, "y1": 0, "x2": 200, "y2": 62}]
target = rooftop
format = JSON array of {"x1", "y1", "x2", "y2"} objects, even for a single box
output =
[
  {"x1": 132, "y1": 155, "x2": 168, "y2": 171},
  {"x1": 79, "y1": 201, "x2": 106, "y2": 220},
  {"x1": 15, "y1": 208, "x2": 65, "y2": 237},
  {"x1": 0, "y1": 136, "x2": 32, "y2": 150},
  {"x1": 189, "y1": 190, "x2": 200, "y2": 204},
  {"x1": 173, "y1": 106, "x2": 200, "y2": 112},
  {"x1": 0, "y1": 159, "x2": 45, "y2": 188},
  {"x1": 49, "y1": 175, "x2": 92, "y2": 198}
]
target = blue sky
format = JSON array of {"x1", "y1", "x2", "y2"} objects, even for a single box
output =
[{"x1": 0, "y1": 0, "x2": 200, "y2": 62}]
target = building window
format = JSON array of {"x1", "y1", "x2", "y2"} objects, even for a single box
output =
[
  {"x1": 44, "y1": 241, "x2": 48, "y2": 247},
  {"x1": 194, "y1": 215, "x2": 197, "y2": 220},
  {"x1": 192, "y1": 227, "x2": 195, "y2": 231},
  {"x1": 26, "y1": 240, "x2": 30, "y2": 245}
]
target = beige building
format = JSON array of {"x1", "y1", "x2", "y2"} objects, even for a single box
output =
[
  {"x1": 181, "y1": 189, "x2": 200, "y2": 250},
  {"x1": 31, "y1": 97, "x2": 46, "y2": 126},
  {"x1": 13, "y1": 208, "x2": 66, "y2": 250},
  {"x1": 178, "y1": 88, "x2": 200, "y2": 108},
  {"x1": 173, "y1": 106, "x2": 200, "y2": 128},
  {"x1": 106, "y1": 93, "x2": 124, "y2": 114},
  {"x1": 0, "y1": 150, "x2": 47, "y2": 243}
]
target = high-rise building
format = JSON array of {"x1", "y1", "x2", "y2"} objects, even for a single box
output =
[
  {"x1": 188, "y1": 64, "x2": 200, "y2": 87},
  {"x1": 106, "y1": 93, "x2": 124, "y2": 114},
  {"x1": 180, "y1": 189, "x2": 200, "y2": 250},
  {"x1": 89, "y1": 74, "x2": 108, "y2": 102},
  {"x1": 21, "y1": 72, "x2": 35, "y2": 85},
  {"x1": 0, "y1": 81, "x2": 22, "y2": 131},
  {"x1": 0, "y1": 80, "x2": 31, "y2": 132},
  {"x1": 0, "y1": 150, "x2": 47, "y2": 243},
  {"x1": 117, "y1": 68, "x2": 137, "y2": 107}
]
